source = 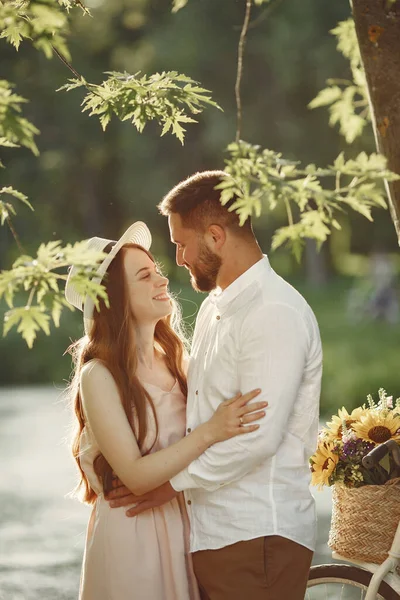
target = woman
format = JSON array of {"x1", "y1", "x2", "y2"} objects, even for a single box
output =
[{"x1": 65, "y1": 222, "x2": 266, "y2": 600}]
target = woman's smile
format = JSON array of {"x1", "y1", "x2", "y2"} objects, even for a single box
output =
[{"x1": 153, "y1": 292, "x2": 170, "y2": 301}]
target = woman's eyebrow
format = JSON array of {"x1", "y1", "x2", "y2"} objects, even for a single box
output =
[{"x1": 135, "y1": 264, "x2": 158, "y2": 276}]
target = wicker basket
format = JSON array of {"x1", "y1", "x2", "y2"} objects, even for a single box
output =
[{"x1": 328, "y1": 478, "x2": 400, "y2": 564}]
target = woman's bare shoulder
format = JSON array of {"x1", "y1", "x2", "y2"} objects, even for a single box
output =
[
  {"x1": 81, "y1": 358, "x2": 107, "y2": 377},
  {"x1": 80, "y1": 359, "x2": 116, "y2": 394}
]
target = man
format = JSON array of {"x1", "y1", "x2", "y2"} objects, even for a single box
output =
[{"x1": 108, "y1": 170, "x2": 322, "y2": 599}]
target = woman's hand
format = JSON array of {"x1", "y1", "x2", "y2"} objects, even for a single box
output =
[{"x1": 203, "y1": 390, "x2": 267, "y2": 445}]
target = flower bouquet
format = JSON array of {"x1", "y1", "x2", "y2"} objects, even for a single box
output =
[{"x1": 310, "y1": 389, "x2": 400, "y2": 564}]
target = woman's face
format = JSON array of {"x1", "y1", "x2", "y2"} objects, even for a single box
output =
[{"x1": 122, "y1": 247, "x2": 172, "y2": 324}]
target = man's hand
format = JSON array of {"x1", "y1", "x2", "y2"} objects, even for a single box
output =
[{"x1": 106, "y1": 478, "x2": 178, "y2": 517}]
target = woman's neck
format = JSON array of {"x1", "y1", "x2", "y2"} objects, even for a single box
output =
[{"x1": 135, "y1": 323, "x2": 157, "y2": 369}]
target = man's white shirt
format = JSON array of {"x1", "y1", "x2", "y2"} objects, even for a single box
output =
[{"x1": 170, "y1": 256, "x2": 322, "y2": 553}]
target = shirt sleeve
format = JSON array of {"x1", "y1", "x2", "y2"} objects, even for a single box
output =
[{"x1": 170, "y1": 303, "x2": 310, "y2": 492}]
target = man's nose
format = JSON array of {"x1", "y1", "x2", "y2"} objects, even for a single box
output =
[{"x1": 176, "y1": 246, "x2": 184, "y2": 267}]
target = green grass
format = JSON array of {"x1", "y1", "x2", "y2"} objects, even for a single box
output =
[{"x1": 297, "y1": 279, "x2": 399, "y2": 418}]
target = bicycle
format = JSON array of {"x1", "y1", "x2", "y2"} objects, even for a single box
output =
[{"x1": 305, "y1": 439, "x2": 400, "y2": 599}]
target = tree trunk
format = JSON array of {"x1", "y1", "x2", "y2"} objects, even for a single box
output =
[{"x1": 351, "y1": 0, "x2": 400, "y2": 244}]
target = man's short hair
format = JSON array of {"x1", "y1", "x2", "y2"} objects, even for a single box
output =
[{"x1": 158, "y1": 170, "x2": 253, "y2": 236}]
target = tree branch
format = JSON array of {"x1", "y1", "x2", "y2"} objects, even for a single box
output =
[
  {"x1": 247, "y1": 0, "x2": 284, "y2": 31},
  {"x1": 51, "y1": 45, "x2": 82, "y2": 80},
  {"x1": 6, "y1": 216, "x2": 25, "y2": 254},
  {"x1": 52, "y1": 46, "x2": 103, "y2": 100},
  {"x1": 235, "y1": 0, "x2": 252, "y2": 143}
]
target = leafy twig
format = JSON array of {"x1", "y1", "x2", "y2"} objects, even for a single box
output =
[
  {"x1": 59, "y1": 71, "x2": 221, "y2": 144},
  {"x1": 308, "y1": 19, "x2": 370, "y2": 144},
  {"x1": 0, "y1": 241, "x2": 108, "y2": 346},
  {"x1": 222, "y1": 141, "x2": 399, "y2": 260}
]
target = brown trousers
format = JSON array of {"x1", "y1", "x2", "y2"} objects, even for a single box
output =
[{"x1": 192, "y1": 536, "x2": 313, "y2": 600}]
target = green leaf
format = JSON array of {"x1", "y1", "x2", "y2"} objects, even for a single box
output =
[
  {"x1": 308, "y1": 86, "x2": 342, "y2": 109},
  {"x1": 345, "y1": 197, "x2": 373, "y2": 221},
  {"x1": 0, "y1": 185, "x2": 32, "y2": 208},
  {"x1": 355, "y1": 183, "x2": 387, "y2": 209},
  {"x1": 30, "y1": 3, "x2": 68, "y2": 31},
  {"x1": 51, "y1": 300, "x2": 63, "y2": 328},
  {"x1": 172, "y1": 0, "x2": 188, "y2": 13},
  {"x1": 0, "y1": 136, "x2": 19, "y2": 148},
  {"x1": 0, "y1": 200, "x2": 15, "y2": 225},
  {"x1": 343, "y1": 113, "x2": 366, "y2": 144},
  {"x1": 331, "y1": 19, "x2": 360, "y2": 66},
  {"x1": 0, "y1": 23, "x2": 26, "y2": 50},
  {"x1": 0, "y1": 186, "x2": 32, "y2": 223},
  {"x1": 311, "y1": 18, "x2": 370, "y2": 143},
  {"x1": 4, "y1": 306, "x2": 51, "y2": 348},
  {"x1": 0, "y1": 80, "x2": 40, "y2": 155},
  {"x1": 271, "y1": 225, "x2": 304, "y2": 259}
]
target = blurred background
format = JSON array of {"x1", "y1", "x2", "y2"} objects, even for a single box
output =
[
  {"x1": 1, "y1": 0, "x2": 399, "y2": 412},
  {"x1": 0, "y1": 0, "x2": 399, "y2": 598}
]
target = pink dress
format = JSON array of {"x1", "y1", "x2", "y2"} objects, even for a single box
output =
[{"x1": 78, "y1": 380, "x2": 200, "y2": 600}]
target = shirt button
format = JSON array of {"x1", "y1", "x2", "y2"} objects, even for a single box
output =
[
  {"x1": 195, "y1": 390, "x2": 199, "y2": 395},
  {"x1": 216, "y1": 315, "x2": 220, "y2": 320},
  {"x1": 187, "y1": 428, "x2": 192, "y2": 433},
  {"x1": 187, "y1": 500, "x2": 192, "y2": 505}
]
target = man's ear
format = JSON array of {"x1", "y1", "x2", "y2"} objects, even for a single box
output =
[{"x1": 206, "y1": 224, "x2": 226, "y2": 250}]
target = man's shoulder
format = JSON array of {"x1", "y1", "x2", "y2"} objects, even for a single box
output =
[
  {"x1": 241, "y1": 272, "x2": 318, "y2": 332},
  {"x1": 263, "y1": 269, "x2": 316, "y2": 316}
]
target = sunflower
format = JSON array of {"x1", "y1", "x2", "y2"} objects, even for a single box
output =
[
  {"x1": 353, "y1": 410, "x2": 400, "y2": 444},
  {"x1": 310, "y1": 442, "x2": 339, "y2": 489},
  {"x1": 324, "y1": 406, "x2": 367, "y2": 442}
]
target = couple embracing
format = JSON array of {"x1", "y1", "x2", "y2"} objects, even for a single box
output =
[{"x1": 65, "y1": 170, "x2": 322, "y2": 600}]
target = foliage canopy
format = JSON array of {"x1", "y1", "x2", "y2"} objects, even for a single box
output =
[{"x1": 1, "y1": 0, "x2": 398, "y2": 345}]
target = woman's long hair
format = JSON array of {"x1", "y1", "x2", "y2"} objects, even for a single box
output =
[{"x1": 67, "y1": 243, "x2": 188, "y2": 504}]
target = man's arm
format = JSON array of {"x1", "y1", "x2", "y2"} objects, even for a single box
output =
[
  {"x1": 107, "y1": 480, "x2": 178, "y2": 516},
  {"x1": 170, "y1": 303, "x2": 309, "y2": 493}
]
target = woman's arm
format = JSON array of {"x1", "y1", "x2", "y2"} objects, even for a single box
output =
[{"x1": 80, "y1": 361, "x2": 265, "y2": 496}]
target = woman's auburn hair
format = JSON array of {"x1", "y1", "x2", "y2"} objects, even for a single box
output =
[{"x1": 67, "y1": 243, "x2": 188, "y2": 504}]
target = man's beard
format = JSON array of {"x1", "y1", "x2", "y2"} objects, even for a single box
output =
[{"x1": 189, "y1": 242, "x2": 222, "y2": 292}]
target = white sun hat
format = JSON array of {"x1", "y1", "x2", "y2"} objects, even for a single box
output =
[{"x1": 65, "y1": 221, "x2": 152, "y2": 333}]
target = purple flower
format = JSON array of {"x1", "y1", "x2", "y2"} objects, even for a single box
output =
[{"x1": 341, "y1": 439, "x2": 374, "y2": 463}]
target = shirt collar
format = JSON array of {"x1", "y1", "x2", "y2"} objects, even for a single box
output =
[{"x1": 209, "y1": 255, "x2": 271, "y2": 311}]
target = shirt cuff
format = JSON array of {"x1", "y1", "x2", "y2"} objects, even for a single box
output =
[{"x1": 170, "y1": 468, "x2": 198, "y2": 492}]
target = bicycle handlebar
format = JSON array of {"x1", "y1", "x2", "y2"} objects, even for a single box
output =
[{"x1": 362, "y1": 439, "x2": 400, "y2": 470}]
